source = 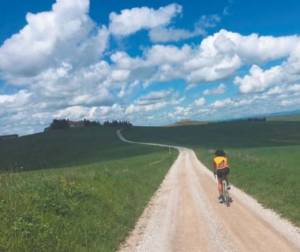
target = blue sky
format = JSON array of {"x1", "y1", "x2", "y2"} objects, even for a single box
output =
[{"x1": 1, "y1": 0, "x2": 300, "y2": 135}]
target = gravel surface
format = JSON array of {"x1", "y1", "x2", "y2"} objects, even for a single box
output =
[{"x1": 117, "y1": 131, "x2": 300, "y2": 252}]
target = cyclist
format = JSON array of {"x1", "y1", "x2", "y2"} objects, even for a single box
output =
[{"x1": 213, "y1": 149, "x2": 230, "y2": 203}]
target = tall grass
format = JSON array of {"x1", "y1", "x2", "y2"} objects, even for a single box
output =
[{"x1": 0, "y1": 151, "x2": 177, "y2": 251}]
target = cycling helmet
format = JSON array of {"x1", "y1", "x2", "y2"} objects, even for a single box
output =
[{"x1": 215, "y1": 149, "x2": 226, "y2": 156}]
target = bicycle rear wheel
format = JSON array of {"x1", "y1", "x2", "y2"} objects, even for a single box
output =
[{"x1": 223, "y1": 180, "x2": 230, "y2": 207}]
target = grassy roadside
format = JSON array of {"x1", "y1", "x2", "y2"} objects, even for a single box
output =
[
  {"x1": 124, "y1": 122, "x2": 300, "y2": 227},
  {"x1": 0, "y1": 128, "x2": 177, "y2": 251},
  {"x1": 197, "y1": 146, "x2": 300, "y2": 226}
]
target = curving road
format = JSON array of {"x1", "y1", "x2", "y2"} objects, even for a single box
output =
[{"x1": 117, "y1": 130, "x2": 300, "y2": 252}]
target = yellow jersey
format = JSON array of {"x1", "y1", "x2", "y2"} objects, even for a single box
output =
[{"x1": 213, "y1": 156, "x2": 228, "y2": 170}]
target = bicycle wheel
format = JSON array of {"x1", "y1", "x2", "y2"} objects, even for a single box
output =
[{"x1": 223, "y1": 180, "x2": 230, "y2": 207}]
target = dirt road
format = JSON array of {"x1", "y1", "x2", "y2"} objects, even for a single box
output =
[{"x1": 117, "y1": 131, "x2": 300, "y2": 252}]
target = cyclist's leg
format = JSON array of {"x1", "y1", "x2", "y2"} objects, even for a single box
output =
[
  {"x1": 216, "y1": 170, "x2": 223, "y2": 195},
  {"x1": 217, "y1": 177, "x2": 223, "y2": 196},
  {"x1": 224, "y1": 176, "x2": 229, "y2": 187},
  {"x1": 224, "y1": 168, "x2": 230, "y2": 189},
  {"x1": 217, "y1": 176, "x2": 225, "y2": 203}
]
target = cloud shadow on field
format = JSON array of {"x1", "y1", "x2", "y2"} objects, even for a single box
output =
[{"x1": 0, "y1": 127, "x2": 165, "y2": 173}]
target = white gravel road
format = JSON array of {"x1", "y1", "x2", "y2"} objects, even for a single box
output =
[{"x1": 117, "y1": 130, "x2": 300, "y2": 252}]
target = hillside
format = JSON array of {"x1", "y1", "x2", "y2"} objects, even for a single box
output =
[
  {"x1": 0, "y1": 127, "x2": 176, "y2": 251},
  {"x1": 0, "y1": 127, "x2": 158, "y2": 172},
  {"x1": 124, "y1": 121, "x2": 300, "y2": 226},
  {"x1": 125, "y1": 121, "x2": 300, "y2": 148},
  {"x1": 268, "y1": 113, "x2": 300, "y2": 122}
]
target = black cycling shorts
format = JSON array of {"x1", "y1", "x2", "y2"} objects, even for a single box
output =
[{"x1": 216, "y1": 167, "x2": 230, "y2": 179}]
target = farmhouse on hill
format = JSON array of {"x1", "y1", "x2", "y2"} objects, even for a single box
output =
[
  {"x1": 68, "y1": 120, "x2": 85, "y2": 128},
  {"x1": 45, "y1": 119, "x2": 133, "y2": 132}
]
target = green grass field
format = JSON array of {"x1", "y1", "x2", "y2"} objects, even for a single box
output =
[
  {"x1": 2, "y1": 121, "x2": 300, "y2": 250},
  {"x1": 124, "y1": 121, "x2": 300, "y2": 226},
  {"x1": 0, "y1": 127, "x2": 177, "y2": 251},
  {"x1": 0, "y1": 127, "x2": 165, "y2": 172},
  {"x1": 268, "y1": 113, "x2": 300, "y2": 122}
]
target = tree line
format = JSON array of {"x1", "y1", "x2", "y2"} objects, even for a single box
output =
[{"x1": 45, "y1": 119, "x2": 132, "y2": 131}]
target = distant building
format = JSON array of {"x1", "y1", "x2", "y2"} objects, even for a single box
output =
[
  {"x1": 68, "y1": 121, "x2": 85, "y2": 128},
  {"x1": 0, "y1": 134, "x2": 18, "y2": 140}
]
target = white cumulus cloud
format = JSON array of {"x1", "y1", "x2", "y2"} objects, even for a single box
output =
[
  {"x1": 234, "y1": 65, "x2": 285, "y2": 93},
  {"x1": 109, "y1": 4, "x2": 182, "y2": 36},
  {"x1": 0, "y1": 0, "x2": 108, "y2": 81}
]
